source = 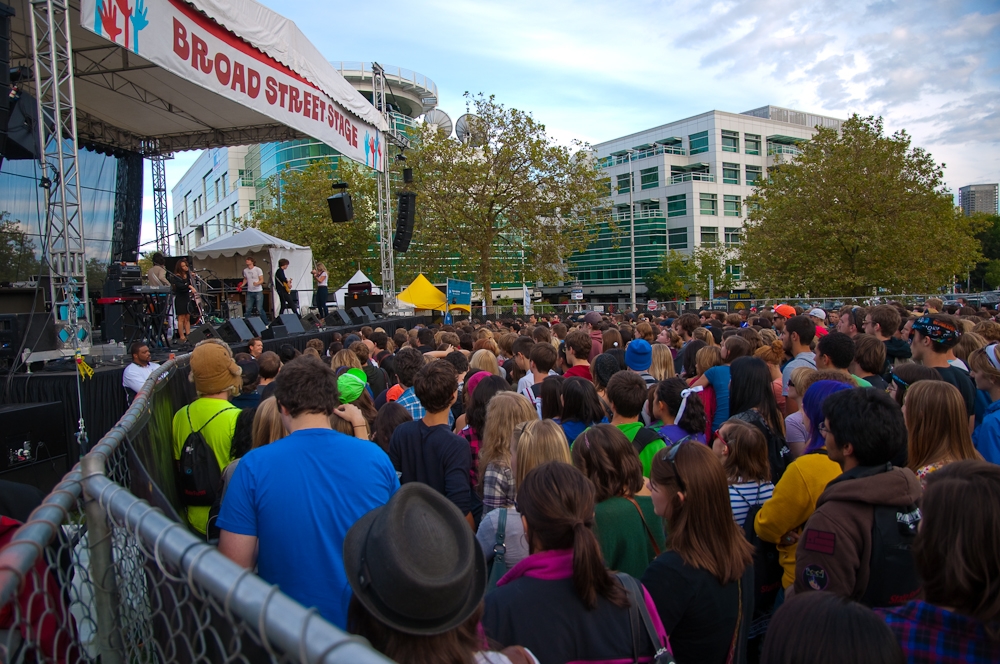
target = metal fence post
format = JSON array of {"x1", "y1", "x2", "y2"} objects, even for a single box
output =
[{"x1": 81, "y1": 452, "x2": 125, "y2": 664}]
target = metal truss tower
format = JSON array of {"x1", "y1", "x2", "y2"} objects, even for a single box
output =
[
  {"x1": 151, "y1": 154, "x2": 171, "y2": 254},
  {"x1": 30, "y1": 0, "x2": 90, "y2": 355},
  {"x1": 371, "y1": 63, "x2": 396, "y2": 312}
]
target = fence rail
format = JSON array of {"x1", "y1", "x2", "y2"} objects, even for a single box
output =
[{"x1": 0, "y1": 357, "x2": 390, "y2": 664}]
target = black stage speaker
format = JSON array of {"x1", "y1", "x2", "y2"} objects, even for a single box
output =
[
  {"x1": 278, "y1": 313, "x2": 305, "y2": 335},
  {"x1": 327, "y1": 192, "x2": 354, "y2": 222},
  {"x1": 244, "y1": 316, "x2": 267, "y2": 336},
  {"x1": 300, "y1": 312, "x2": 322, "y2": 330},
  {"x1": 2, "y1": 90, "x2": 42, "y2": 161},
  {"x1": 328, "y1": 311, "x2": 353, "y2": 327},
  {"x1": 261, "y1": 325, "x2": 287, "y2": 340},
  {"x1": 187, "y1": 323, "x2": 220, "y2": 344},
  {"x1": 393, "y1": 192, "x2": 416, "y2": 252},
  {"x1": 0, "y1": 402, "x2": 68, "y2": 495},
  {"x1": 0, "y1": 312, "x2": 57, "y2": 359},
  {"x1": 218, "y1": 318, "x2": 255, "y2": 344},
  {"x1": 361, "y1": 306, "x2": 379, "y2": 322},
  {"x1": 0, "y1": 3, "x2": 13, "y2": 159},
  {"x1": 350, "y1": 307, "x2": 368, "y2": 323}
]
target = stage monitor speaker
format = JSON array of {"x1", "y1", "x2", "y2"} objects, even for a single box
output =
[
  {"x1": 187, "y1": 323, "x2": 220, "y2": 345},
  {"x1": 278, "y1": 313, "x2": 305, "y2": 335},
  {"x1": 361, "y1": 306, "x2": 378, "y2": 322},
  {"x1": 300, "y1": 312, "x2": 322, "y2": 330},
  {"x1": 350, "y1": 307, "x2": 367, "y2": 323},
  {"x1": 244, "y1": 316, "x2": 267, "y2": 336},
  {"x1": 327, "y1": 192, "x2": 354, "y2": 223},
  {"x1": 218, "y1": 318, "x2": 255, "y2": 344},
  {"x1": 328, "y1": 310, "x2": 353, "y2": 327},
  {"x1": 262, "y1": 325, "x2": 287, "y2": 340},
  {"x1": 393, "y1": 192, "x2": 416, "y2": 252}
]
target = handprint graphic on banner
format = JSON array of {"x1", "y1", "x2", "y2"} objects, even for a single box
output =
[{"x1": 94, "y1": 0, "x2": 148, "y2": 54}]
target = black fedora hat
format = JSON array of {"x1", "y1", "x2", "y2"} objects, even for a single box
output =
[{"x1": 343, "y1": 483, "x2": 486, "y2": 635}]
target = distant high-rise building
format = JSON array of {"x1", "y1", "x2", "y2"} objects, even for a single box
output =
[{"x1": 959, "y1": 184, "x2": 999, "y2": 216}]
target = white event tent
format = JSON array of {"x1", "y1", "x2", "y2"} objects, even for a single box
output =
[
  {"x1": 190, "y1": 228, "x2": 313, "y2": 317},
  {"x1": 334, "y1": 270, "x2": 383, "y2": 308}
]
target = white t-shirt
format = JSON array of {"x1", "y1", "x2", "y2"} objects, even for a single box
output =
[
  {"x1": 317, "y1": 270, "x2": 328, "y2": 287},
  {"x1": 243, "y1": 266, "x2": 264, "y2": 292},
  {"x1": 123, "y1": 361, "x2": 160, "y2": 393}
]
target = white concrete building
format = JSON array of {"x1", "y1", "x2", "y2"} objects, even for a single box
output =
[
  {"x1": 578, "y1": 106, "x2": 843, "y2": 300},
  {"x1": 172, "y1": 146, "x2": 255, "y2": 254}
]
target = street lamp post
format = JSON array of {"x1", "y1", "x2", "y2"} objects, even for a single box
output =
[{"x1": 627, "y1": 149, "x2": 636, "y2": 313}]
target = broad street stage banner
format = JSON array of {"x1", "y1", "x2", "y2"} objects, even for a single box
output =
[{"x1": 80, "y1": 0, "x2": 384, "y2": 170}]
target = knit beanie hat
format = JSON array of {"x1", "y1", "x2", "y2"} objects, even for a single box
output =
[
  {"x1": 625, "y1": 339, "x2": 652, "y2": 371},
  {"x1": 592, "y1": 353, "x2": 621, "y2": 387},
  {"x1": 190, "y1": 340, "x2": 242, "y2": 395}
]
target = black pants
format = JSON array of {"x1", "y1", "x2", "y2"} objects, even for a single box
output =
[{"x1": 277, "y1": 288, "x2": 296, "y2": 314}]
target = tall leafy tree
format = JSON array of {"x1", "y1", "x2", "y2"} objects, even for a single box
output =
[
  {"x1": 969, "y1": 213, "x2": 1000, "y2": 290},
  {"x1": 739, "y1": 115, "x2": 983, "y2": 297},
  {"x1": 644, "y1": 250, "x2": 695, "y2": 302},
  {"x1": 249, "y1": 159, "x2": 379, "y2": 287},
  {"x1": 0, "y1": 213, "x2": 40, "y2": 282},
  {"x1": 405, "y1": 94, "x2": 610, "y2": 305}
]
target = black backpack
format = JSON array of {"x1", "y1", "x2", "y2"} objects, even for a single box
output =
[
  {"x1": 632, "y1": 427, "x2": 667, "y2": 458},
  {"x1": 738, "y1": 486, "x2": 783, "y2": 622},
  {"x1": 859, "y1": 500, "x2": 922, "y2": 608},
  {"x1": 177, "y1": 406, "x2": 235, "y2": 507}
]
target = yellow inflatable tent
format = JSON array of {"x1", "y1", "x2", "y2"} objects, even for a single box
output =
[{"x1": 397, "y1": 274, "x2": 471, "y2": 312}]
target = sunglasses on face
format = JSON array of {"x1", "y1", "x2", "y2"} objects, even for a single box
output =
[{"x1": 657, "y1": 442, "x2": 687, "y2": 491}]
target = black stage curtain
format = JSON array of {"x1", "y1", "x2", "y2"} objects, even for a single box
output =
[{"x1": 1, "y1": 364, "x2": 129, "y2": 460}]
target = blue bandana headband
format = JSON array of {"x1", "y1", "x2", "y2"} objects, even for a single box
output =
[{"x1": 912, "y1": 315, "x2": 958, "y2": 345}]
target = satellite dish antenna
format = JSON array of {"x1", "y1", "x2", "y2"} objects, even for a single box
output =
[
  {"x1": 422, "y1": 109, "x2": 453, "y2": 137},
  {"x1": 455, "y1": 114, "x2": 483, "y2": 146}
]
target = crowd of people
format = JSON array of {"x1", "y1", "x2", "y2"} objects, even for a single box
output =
[{"x1": 153, "y1": 297, "x2": 1000, "y2": 663}]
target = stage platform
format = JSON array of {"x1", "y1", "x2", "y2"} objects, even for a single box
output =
[{"x1": 0, "y1": 315, "x2": 426, "y2": 465}]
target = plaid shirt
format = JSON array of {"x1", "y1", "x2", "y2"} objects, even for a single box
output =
[
  {"x1": 459, "y1": 426, "x2": 482, "y2": 488},
  {"x1": 396, "y1": 387, "x2": 454, "y2": 427},
  {"x1": 482, "y1": 463, "x2": 515, "y2": 514},
  {"x1": 879, "y1": 600, "x2": 1000, "y2": 663}
]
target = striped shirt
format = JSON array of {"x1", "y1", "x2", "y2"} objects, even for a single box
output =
[{"x1": 728, "y1": 481, "x2": 775, "y2": 527}]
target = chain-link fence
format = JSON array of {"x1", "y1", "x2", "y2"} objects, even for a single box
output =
[{"x1": 0, "y1": 358, "x2": 391, "y2": 664}]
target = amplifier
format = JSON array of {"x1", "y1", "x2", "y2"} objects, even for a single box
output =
[
  {"x1": 226, "y1": 301, "x2": 244, "y2": 319},
  {"x1": 108, "y1": 262, "x2": 142, "y2": 281}
]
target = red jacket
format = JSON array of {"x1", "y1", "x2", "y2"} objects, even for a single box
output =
[
  {"x1": 0, "y1": 516, "x2": 79, "y2": 662},
  {"x1": 589, "y1": 330, "x2": 604, "y2": 362}
]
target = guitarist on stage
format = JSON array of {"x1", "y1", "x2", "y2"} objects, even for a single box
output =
[{"x1": 275, "y1": 258, "x2": 296, "y2": 315}]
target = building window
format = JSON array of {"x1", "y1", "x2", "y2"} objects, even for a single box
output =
[
  {"x1": 617, "y1": 173, "x2": 632, "y2": 195},
  {"x1": 222, "y1": 172, "x2": 229, "y2": 196},
  {"x1": 600, "y1": 177, "x2": 613, "y2": 197},
  {"x1": 727, "y1": 263, "x2": 742, "y2": 280},
  {"x1": 746, "y1": 165, "x2": 762, "y2": 185},
  {"x1": 722, "y1": 163, "x2": 740, "y2": 185},
  {"x1": 640, "y1": 167, "x2": 659, "y2": 190},
  {"x1": 666, "y1": 194, "x2": 686, "y2": 218},
  {"x1": 745, "y1": 134, "x2": 761, "y2": 155},
  {"x1": 689, "y1": 131, "x2": 709, "y2": 155},
  {"x1": 724, "y1": 195, "x2": 741, "y2": 217},
  {"x1": 700, "y1": 193, "x2": 718, "y2": 215},
  {"x1": 721, "y1": 130, "x2": 739, "y2": 153},
  {"x1": 701, "y1": 227, "x2": 719, "y2": 246},
  {"x1": 725, "y1": 226, "x2": 742, "y2": 246},
  {"x1": 668, "y1": 227, "x2": 688, "y2": 250}
]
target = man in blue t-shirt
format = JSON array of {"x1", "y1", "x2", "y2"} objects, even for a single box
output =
[{"x1": 217, "y1": 356, "x2": 399, "y2": 628}]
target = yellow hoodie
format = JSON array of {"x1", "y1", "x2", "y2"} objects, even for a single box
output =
[{"x1": 754, "y1": 451, "x2": 842, "y2": 588}]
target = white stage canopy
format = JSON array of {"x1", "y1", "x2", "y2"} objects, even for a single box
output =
[
  {"x1": 190, "y1": 228, "x2": 313, "y2": 317},
  {"x1": 8, "y1": 0, "x2": 388, "y2": 162}
]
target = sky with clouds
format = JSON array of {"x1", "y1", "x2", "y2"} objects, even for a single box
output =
[{"x1": 140, "y1": 0, "x2": 1000, "y2": 246}]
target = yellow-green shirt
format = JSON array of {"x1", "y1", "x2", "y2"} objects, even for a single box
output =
[{"x1": 172, "y1": 398, "x2": 240, "y2": 535}]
